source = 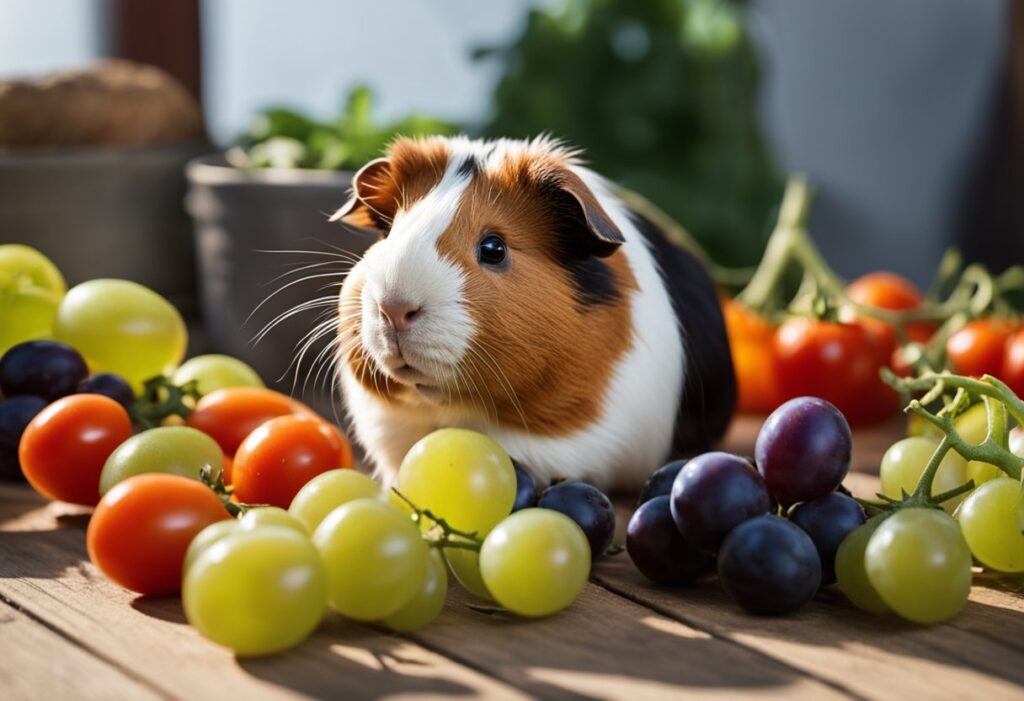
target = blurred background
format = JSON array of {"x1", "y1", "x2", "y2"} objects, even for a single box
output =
[{"x1": 1, "y1": 0, "x2": 1021, "y2": 399}]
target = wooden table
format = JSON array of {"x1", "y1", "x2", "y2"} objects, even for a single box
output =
[{"x1": 2, "y1": 417, "x2": 1023, "y2": 700}]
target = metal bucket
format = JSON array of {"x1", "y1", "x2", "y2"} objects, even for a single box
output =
[
  {"x1": 185, "y1": 154, "x2": 372, "y2": 414},
  {"x1": 0, "y1": 142, "x2": 207, "y2": 316}
]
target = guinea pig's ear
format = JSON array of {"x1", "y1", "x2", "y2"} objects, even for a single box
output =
[
  {"x1": 548, "y1": 169, "x2": 625, "y2": 257},
  {"x1": 329, "y1": 157, "x2": 396, "y2": 230}
]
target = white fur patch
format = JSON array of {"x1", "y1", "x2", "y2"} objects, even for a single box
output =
[{"x1": 357, "y1": 156, "x2": 475, "y2": 380}]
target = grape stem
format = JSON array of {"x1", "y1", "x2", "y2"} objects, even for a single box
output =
[
  {"x1": 198, "y1": 464, "x2": 267, "y2": 518},
  {"x1": 130, "y1": 375, "x2": 200, "y2": 429},
  {"x1": 390, "y1": 488, "x2": 484, "y2": 553}
]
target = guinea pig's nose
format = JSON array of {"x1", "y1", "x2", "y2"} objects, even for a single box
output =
[{"x1": 378, "y1": 298, "x2": 422, "y2": 333}]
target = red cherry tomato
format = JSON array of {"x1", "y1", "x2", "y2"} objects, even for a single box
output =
[
  {"x1": 185, "y1": 386, "x2": 323, "y2": 456},
  {"x1": 773, "y1": 317, "x2": 897, "y2": 425},
  {"x1": 19, "y1": 394, "x2": 132, "y2": 505},
  {"x1": 1002, "y1": 328, "x2": 1024, "y2": 397},
  {"x1": 87, "y1": 473, "x2": 230, "y2": 595},
  {"x1": 232, "y1": 415, "x2": 350, "y2": 508},
  {"x1": 847, "y1": 272, "x2": 934, "y2": 356},
  {"x1": 722, "y1": 298, "x2": 782, "y2": 413},
  {"x1": 946, "y1": 319, "x2": 1014, "y2": 378}
]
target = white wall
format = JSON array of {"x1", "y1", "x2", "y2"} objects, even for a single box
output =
[
  {"x1": 200, "y1": 0, "x2": 555, "y2": 144},
  {"x1": 0, "y1": 0, "x2": 105, "y2": 77}
]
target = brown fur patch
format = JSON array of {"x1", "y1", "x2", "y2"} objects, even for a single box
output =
[
  {"x1": 435, "y1": 154, "x2": 637, "y2": 435},
  {"x1": 338, "y1": 137, "x2": 450, "y2": 229}
]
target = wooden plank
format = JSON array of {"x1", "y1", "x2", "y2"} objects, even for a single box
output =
[
  {"x1": 592, "y1": 472, "x2": 1024, "y2": 701},
  {"x1": 0, "y1": 487, "x2": 527, "y2": 701},
  {"x1": 0, "y1": 598, "x2": 164, "y2": 701},
  {"x1": 411, "y1": 583, "x2": 853, "y2": 700}
]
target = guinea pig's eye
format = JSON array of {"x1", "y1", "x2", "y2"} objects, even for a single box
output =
[{"x1": 476, "y1": 233, "x2": 508, "y2": 269}]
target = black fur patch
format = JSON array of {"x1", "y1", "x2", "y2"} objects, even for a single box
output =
[
  {"x1": 630, "y1": 211, "x2": 737, "y2": 455},
  {"x1": 566, "y1": 256, "x2": 619, "y2": 306},
  {"x1": 456, "y1": 157, "x2": 480, "y2": 178}
]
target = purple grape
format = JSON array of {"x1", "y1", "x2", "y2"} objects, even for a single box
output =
[
  {"x1": 78, "y1": 373, "x2": 135, "y2": 410},
  {"x1": 627, "y1": 496, "x2": 713, "y2": 585},
  {"x1": 511, "y1": 460, "x2": 538, "y2": 512},
  {"x1": 538, "y1": 481, "x2": 615, "y2": 559},
  {"x1": 0, "y1": 340, "x2": 88, "y2": 402},
  {"x1": 0, "y1": 396, "x2": 47, "y2": 481},
  {"x1": 788, "y1": 491, "x2": 866, "y2": 585},
  {"x1": 638, "y1": 459, "x2": 687, "y2": 506},
  {"x1": 718, "y1": 514, "x2": 822, "y2": 615},
  {"x1": 670, "y1": 452, "x2": 771, "y2": 551},
  {"x1": 755, "y1": 397, "x2": 852, "y2": 505}
]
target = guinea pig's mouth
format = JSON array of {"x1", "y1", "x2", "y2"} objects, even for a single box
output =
[{"x1": 379, "y1": 358, "x2": 441, "y2": 391}]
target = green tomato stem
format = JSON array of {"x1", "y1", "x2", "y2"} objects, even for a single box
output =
[
  {"x1": 903, "y1": 394, "x2": 1024, "y2": 481},
  {"x1": 929, "y1": 479, "x2": 976, "y2": 506},
  {"x1": 390, "y1": 488, "x2": 484, "y2": 552},
  {"x1": 911, "y1": 436, "x2": 954, "y2": 501}
]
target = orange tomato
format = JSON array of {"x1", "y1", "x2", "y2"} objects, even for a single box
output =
[
  {"x1": 87, "y1": 473, "x2": 229, "y2": 595},
  {"x1": 773, "y1": 317, "x2": 897, "y2": 426},
  {"x1": 722, "y1": 298, "x2": 781, "y2": 413},
  {"x1": 847, "y1": 271, "x2": 934, "y2": 352},
  {"x1": 186, "y1": 386, "x2": 322, "y2": 456},
  {"x1": 946, "y1": 319, "x2": 1015, "y2": 378},
  {"x1": 1002, "y1": 328, "x2": 1024, "y2": 397},
  {"x1": 232, "y1": 415, "x2": 350, "y2": 508},
  {"x1": 19, "y1": 394, "x2": 132, "y2": 505}
]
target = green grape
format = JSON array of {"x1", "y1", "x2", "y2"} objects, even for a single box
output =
[
  {"x1": 443, "y1": 548, "x2": 493, "y2": 600},
  {"x1": 880, "y1": 437, "x2": 968, "y2": 512},
  {"x1": 834, "y1": 516, "x2": 890, "y2": 614},
  {"x1": 184, "y1": 526, "x2": 327, "y2": 656},
  {"x1": 239, "y1": 506, "x2": 306, "y2": 534},
  {"x1": 957, "y1": 478, "x2": 1024, "y2": 572},
  {"x1": 0, "y1": 244, "x2": 67, "y2": 355},
  {"x1": 99, "y1": 426, "x2": 223, "y2": 495},
  {"x1": 953, "y1": 403, "x2": 988, "y2": 445},
  {"x1": 0, "y1": 244, "x2": 66, "y2": 295},
  {"x1": 480, "y1": 509, "x2": 590, "y2": 617},
  {"x1": 865, "y1": 508, "x2": 972, "y2": 624},
  {"x1": 397, "y1": 428, "x2": 516, "y2": 537},
  {"x1": 312, "y1": 498, "x2": 428, "y2": 621},
  {"x1": 183, "y1": 519, "x2": 241, "y2": 574},
  {"x1": 172, "y1": 354, "x2": 264, "y2": 396},
  {"x1": 383, "y1": 549, "x2": 448, "y2": 632},
  {"x1": 289, "y1": 469, "x2": 381, "y2": 533},
  {"x1": 953, "y1": 403, "x2": 1001, "y2": 487},
  {"x1": 54, "y1": 279, "x2": 187, "y2": 390},
  {"x1": 966, "y1": 460, "x2": 1003, "y2": 487}
]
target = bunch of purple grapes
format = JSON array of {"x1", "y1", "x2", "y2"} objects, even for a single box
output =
[
  {"x1": 0, "y1": 340, "x2": 133, "y2": 481},
  {"x1": 627, "y1": 397, "x2": 867, "y2": 615}
]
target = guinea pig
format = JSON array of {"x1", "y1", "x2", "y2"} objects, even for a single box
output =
[{"x1": 330, "y1": 135, "x2": 736, "y2": 491}]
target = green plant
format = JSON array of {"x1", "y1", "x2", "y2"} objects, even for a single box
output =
[
  {"x1": 227, "y1": 85, "x2": 459, "y2": 171},
  {"x1": 477, "y1": 0, "x2": 783, "y2": 267}
]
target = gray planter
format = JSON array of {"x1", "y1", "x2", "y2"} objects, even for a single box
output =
[
  {"x1": 185, "y1": 155, "x2": 372, "y2": 413},
  {"x1": 0, "y1": 142, "x2": 207, "y2": 316}
]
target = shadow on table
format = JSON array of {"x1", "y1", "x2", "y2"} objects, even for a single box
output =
[
  {"x1": 593, "y1": 556, "x2": 1024, "y2": 691},
  {"x1": 0, "y1": 528, "x2": 89, "y2": 579},
  {"x1": 403, "y1": 583, "x2": 820, "y2": 700},
  {"x1": 239, "y1": 614, "x2": 504, "y2": 699}
]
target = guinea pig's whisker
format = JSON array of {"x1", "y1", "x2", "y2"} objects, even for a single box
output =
[
  {"x1": 466, "y1": 359, "x2": 500, "y2": 425},
  {"x1": 245, "y1": 272, "x2": 348, "y2": 328},
  {"x1": 283, "y1": 317, "x2": 340, "y2": 386},
  {"x1": 257, "y1": 259, "x2": 352, "y2": 288},
  {"x1": 251, "y1": 296, "x2": 339, "y2": 346},
  {"x1": 466, "y1": 337, "x2": 530, "y2": 433}
]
